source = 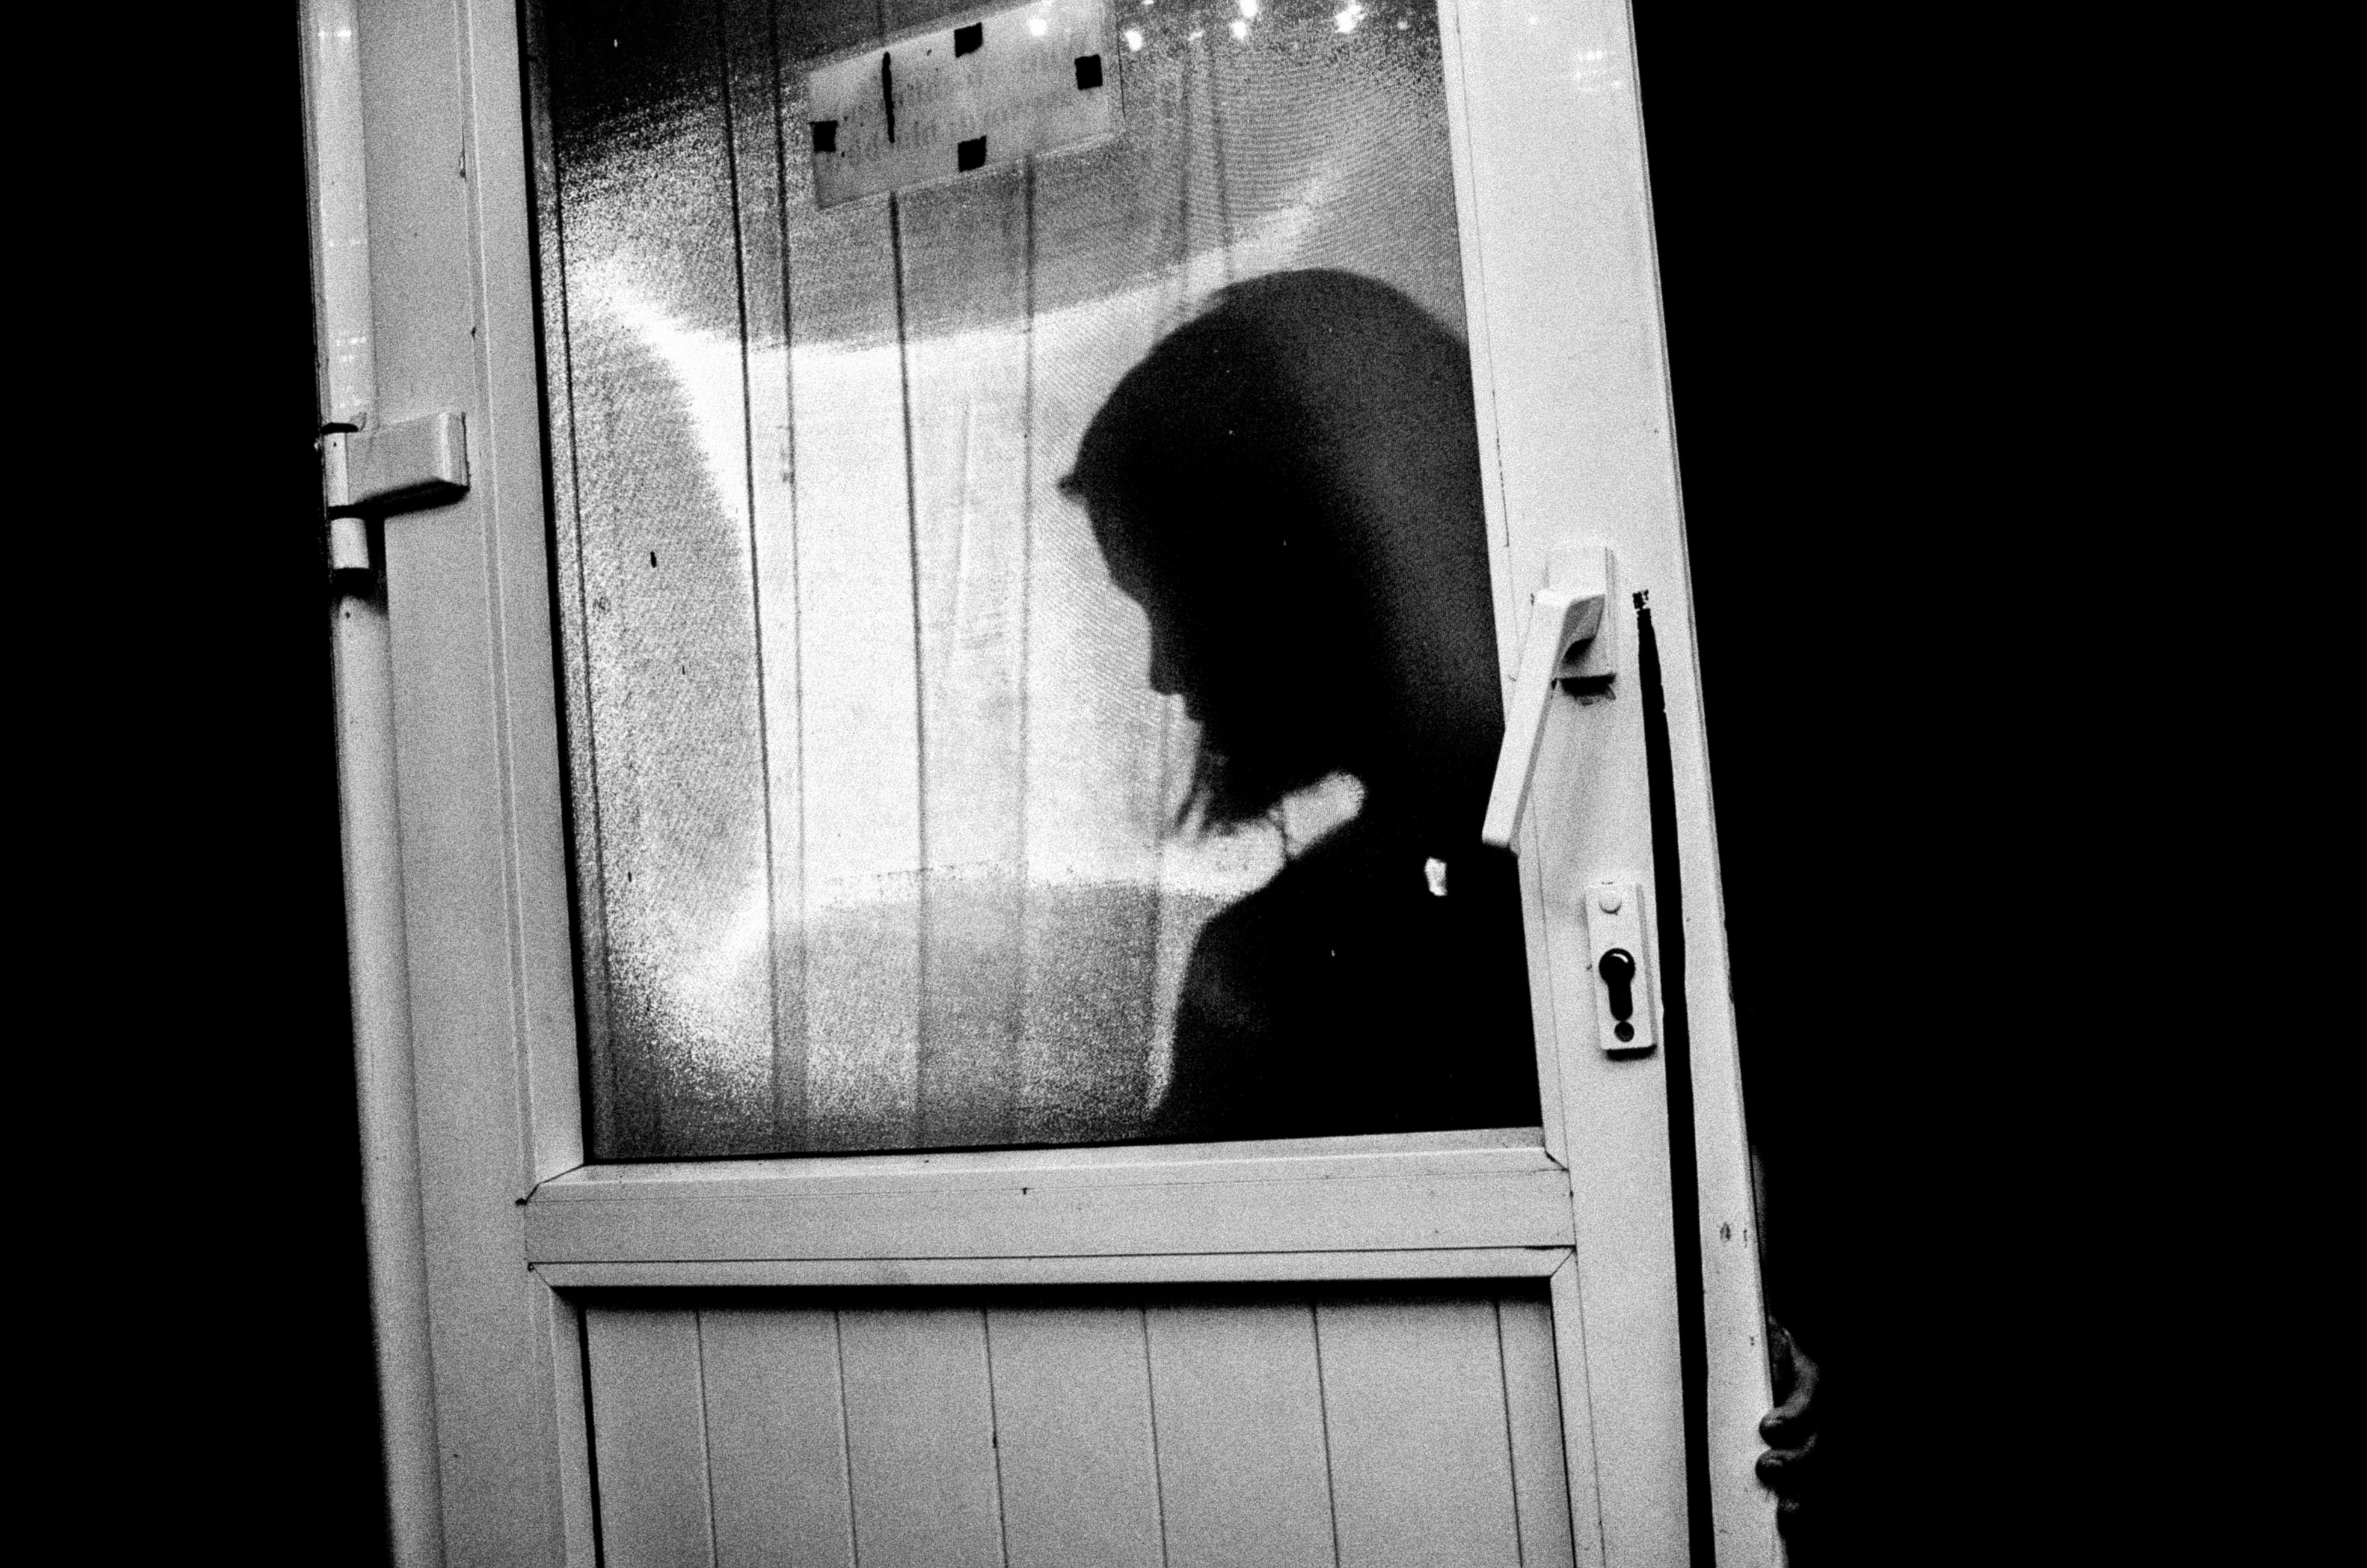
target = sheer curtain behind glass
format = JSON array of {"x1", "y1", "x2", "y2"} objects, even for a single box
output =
[{"x1": 530, "y1": 0, "x2": 1471, "y2": 1157}]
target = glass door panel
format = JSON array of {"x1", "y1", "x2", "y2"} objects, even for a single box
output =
[{"x1": 532, "y1": 0, "x2": 1535, "y2": 1159}]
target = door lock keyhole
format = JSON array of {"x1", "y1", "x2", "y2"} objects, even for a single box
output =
[{"x1": 1597, "y1": 948, "x2": 1638, "y2": 1043}]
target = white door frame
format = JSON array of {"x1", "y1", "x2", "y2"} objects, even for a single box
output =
[{"x1": 306, "y1": 0, "x2": 1775, "y2": 1562}]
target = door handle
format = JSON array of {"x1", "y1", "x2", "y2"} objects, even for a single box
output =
[{"x1": 1481, "y1": 543, "x2": 1616, "y2": 849}]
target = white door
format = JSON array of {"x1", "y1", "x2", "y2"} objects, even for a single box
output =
[{"x1": 307, "y1": 0, "x2": 1774, "y2": 1562}]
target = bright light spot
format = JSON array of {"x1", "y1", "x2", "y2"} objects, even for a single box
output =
[
  {"x1": 1028, "y1": 15, "x2": 1050, "y2": 34},
  {"x1": 1236, "y1": 0, "x2": 1258, "y2": 17},
  {"x1": 1276, "y1": 772, "x2": 1367, "y2": 859},
  {"x1": 1573, "y1": 46, "x2": 1619, "y2": 90},
  {"x1": 1228, "y1": 16, "x2": 1248, "y2": 38},
  {"x1": 1187, "y1": 26, "x2": 1204, "y2": 39},
  {"x1": 1334, "y1": 1, "x2": 1365, "y2": 31},
  {"x1": 1124, "y1": 25, "x2": 1145, "y2": 49}
]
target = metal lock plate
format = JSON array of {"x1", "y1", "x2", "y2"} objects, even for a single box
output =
[{"x1": 1581, "y1": 881, "x2": 1657, "y2": 1055}]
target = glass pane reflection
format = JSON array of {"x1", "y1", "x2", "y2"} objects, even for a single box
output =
[{"x1": 530, "y1": 0, "x2": 1535, "y2": 1158}]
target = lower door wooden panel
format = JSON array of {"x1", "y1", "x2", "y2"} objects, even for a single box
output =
[{"x1": 584, "y1": 1284, "x2": 1577, "y2": 1568}]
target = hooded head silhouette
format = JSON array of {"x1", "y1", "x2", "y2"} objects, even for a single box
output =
[
  {"x1": 1061, "y1": 269, "x2": 1505, "y2": 843},
  {"x1": 1063, "y1": 269, "x2": 1537, "y2": 1140}
]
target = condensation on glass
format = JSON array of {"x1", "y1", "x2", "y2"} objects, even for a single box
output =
[{"x1": 529, "y1": 0, "x2": 1505, "y2": 1159}]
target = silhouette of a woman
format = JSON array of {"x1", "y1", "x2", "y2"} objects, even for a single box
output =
[{"x1": 1061, "y1": 270, "x2": 1540, "y2": 1141}]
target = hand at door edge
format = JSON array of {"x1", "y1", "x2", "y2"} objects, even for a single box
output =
[{"x1": 1757, "y1": 1317, "x2": 1824, "y2": 1530}]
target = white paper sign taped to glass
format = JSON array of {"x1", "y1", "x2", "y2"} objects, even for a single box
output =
[{"x1": 807, "y1": 0, "x2": 1122, "y2": 206}]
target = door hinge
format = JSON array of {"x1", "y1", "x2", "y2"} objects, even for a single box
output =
[{"x1": 320, "y1": 411, "x2": 471, "y2": 574}]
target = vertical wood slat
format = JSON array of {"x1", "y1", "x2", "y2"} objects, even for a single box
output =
[
  {"x1": 837, "y1": 1307, "x2": 1007, "y2": 1567},
  {"x1": 1013, "y1": 25, "x2": 1220, "y2": 1145},
  {"x1": 759, "y1": 0, "x2": 923, "y2": 1154},
  {"x1": 586, "y1": 1305, "x2": 718, "y2": 1568},
  {"x1": 1550, "y1": 1258, "x2": 1613, "y2": 1568},
  {"x1": 1136, "y1": 25, "x2": 1285, "y2": 1123},
  {"x1": 521, "y1": 0, "x2": 619, "y2": 1159},
  {"x1": 719, "y1": 0, "x2": 811, "y2": 1151},
  {"x1": 1499, "y1": 1292, "x2": 1582, "y2": 1568},
  {"x1": 698, "y1": 1307, "x2": 859, "y2": 1568},
  {"x1": 890, "y1": 159, "x2": 1033, "y2": 1150},
  {"x1": 779, "y1": 166, "x2": 926, "y2": 1154},
  {"x1": 1315, "y1": 1293, "x2": 1524, "y2": 1568},
  {"x1": 1144, "y1": 1297, "x2": 1339, "y2": 1568},
  {"x1": 547, "y1": 0, "x2": 774, "y2": 1157},
  {"x1": 985, "y1": 1303, "x2": 1166, "y2": 1568},
  {"x1": 879, "y1": 0, "x2": 1034, "y2": 1165},
  {"x1": 542, "y1": 1290, "x2": 605, "y2": 1565}
]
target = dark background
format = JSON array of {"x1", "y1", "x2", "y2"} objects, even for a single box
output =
[
  {"x1": 1632, "y1": 9, "x2": 2000, "y2": 1557},
  {"x1": 73, "y1": 4, "x2": 2053, "y2": 1561}
]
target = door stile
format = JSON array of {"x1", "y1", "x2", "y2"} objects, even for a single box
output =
[
  {"x1": 1446, "y1": 0, "x2": 1778, "y2": 1558},
  {"x1": 304, "y1": 1, "x2": 447, "y2": 1558},
  {"x1": 328, "y1": 0, "x2": 600, "y2": 1557}
]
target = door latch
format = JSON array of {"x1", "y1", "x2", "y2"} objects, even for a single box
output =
[{"x1": 1481, "y1": 542, "x2": 1618, "y2": 848}]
